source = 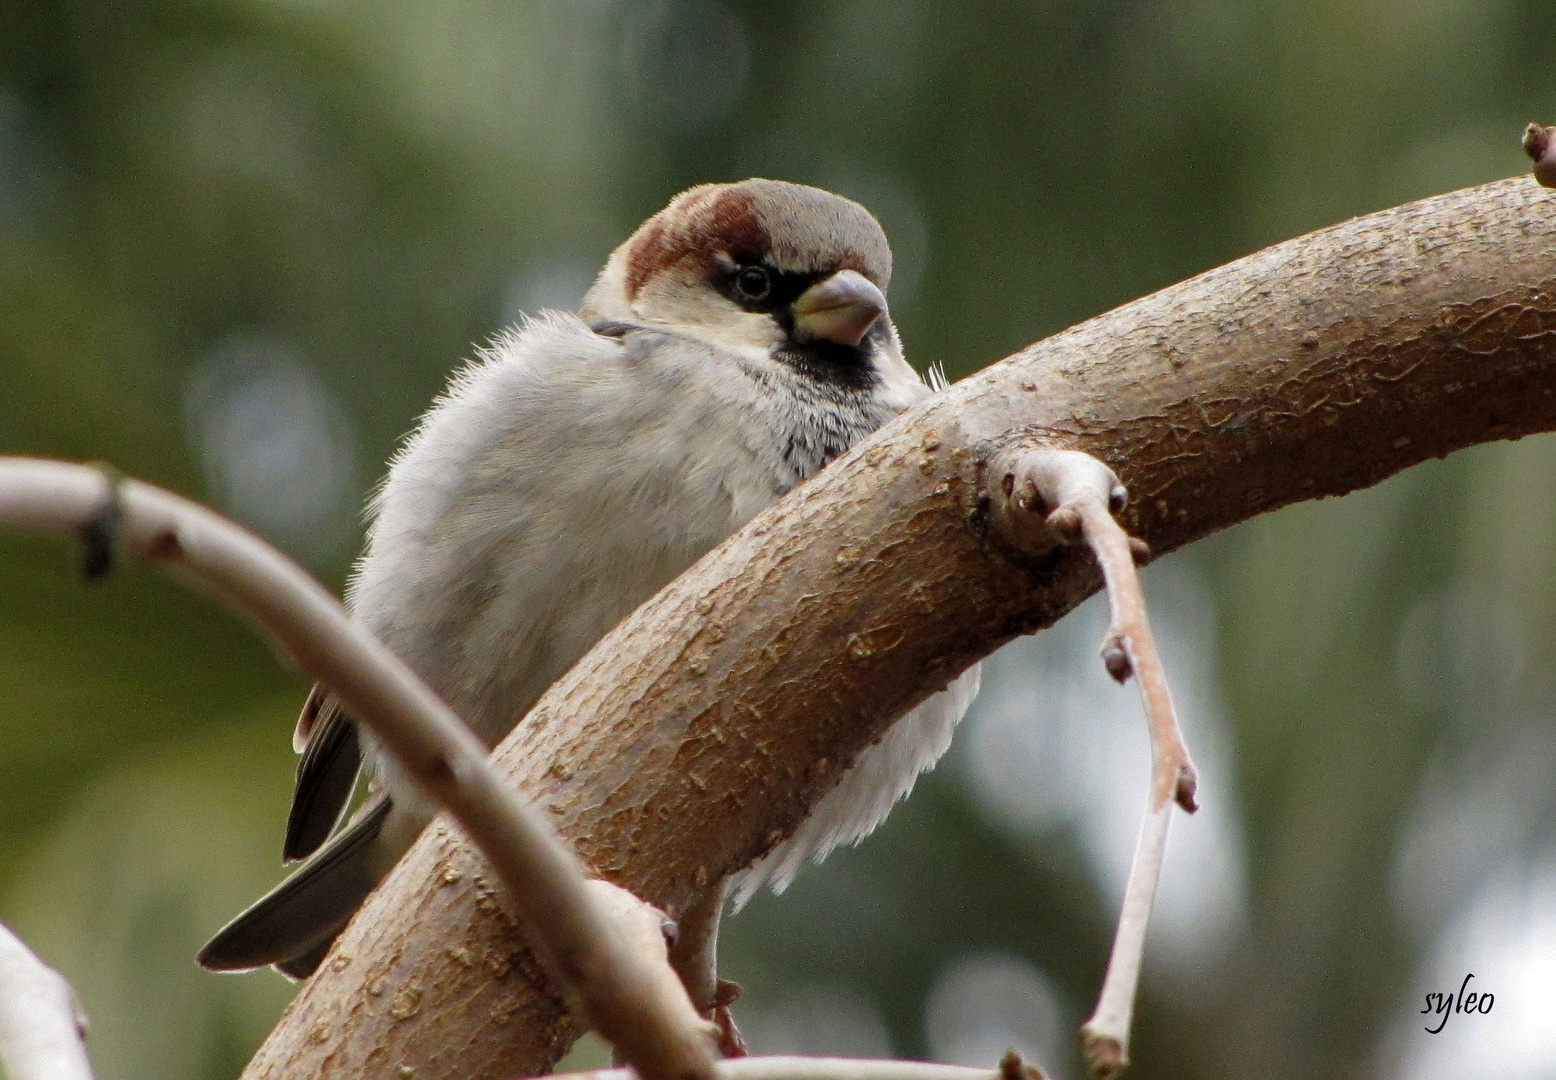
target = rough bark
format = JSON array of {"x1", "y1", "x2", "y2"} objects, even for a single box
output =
[{"x1": 243, "y1": 176, "x2": 1556, "y2": 1079}]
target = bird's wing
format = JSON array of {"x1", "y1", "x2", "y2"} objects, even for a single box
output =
[{"x1": 283, "y1": 686, "x2": 362, "y2": 862}]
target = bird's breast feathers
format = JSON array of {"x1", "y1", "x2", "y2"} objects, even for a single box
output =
[{"x1": 349, "y1": 311, "x2": 923, "y2": 745}]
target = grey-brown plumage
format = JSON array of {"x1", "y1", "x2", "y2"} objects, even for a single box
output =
[{"x1": 198, "y1": 179, "x2": 978, "y2": 978}]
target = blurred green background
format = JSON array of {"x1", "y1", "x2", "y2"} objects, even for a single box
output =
[{"x1": 2, "y1": 2, "x2": 1554, "y2": 1078}]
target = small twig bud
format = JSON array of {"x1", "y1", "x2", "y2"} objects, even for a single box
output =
[
  {"x1": 712, "y1": 980, "x2": 742, "y2": 1008},
  {"x1": 80, "y1": 465, "x2": 123, "y2": 582},
  {"x1": 1017, "y1": 479, "x2": 1044, "y2": 514},
  {"x1": 1523, "y1": 123, "x2": 1556, "y2": 188},
  {"x1": 1081, "y1": 1031, "x2": 1126, "y2": 1080},
  {"x1": 1521, "y1": 122, "x2": 1545, "y2": 156},
  {"x1": 1174, "y1": 765, "x2": 1199, "y2": 813},
  {"x1": 1101, "y1": 635, "x2": 1132, "y2": 683},
  {"x1": 1128, "y1": 537, "x2": 1152, "y2": 565},
  {"x1": 1045, "y1": 506, "x2": 1082, "y2": 541},
  {"x1": 1000, "y1": 1049, "x2": 1049, "y2": 1080}
]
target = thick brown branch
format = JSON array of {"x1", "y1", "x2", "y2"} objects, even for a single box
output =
[{"x1": 233, "y1": 175, "x2": 1556, "y2": 1078}]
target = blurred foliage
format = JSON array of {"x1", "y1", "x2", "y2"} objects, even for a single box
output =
[{"x1": 2, "y1": 1, "x2": 1555, "y2": 1079}]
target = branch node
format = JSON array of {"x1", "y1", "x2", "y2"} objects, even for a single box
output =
[
  {"x1": 713, "y1": 980, "x2": 742, "y2": 1008},
  {"x1": 1015, "y1": 479, "x2": 1043, "y2": 515},
  {"x1": 1175, "y1": 765, "x2": 1199, "y2": 814},
  {"x1": 79, "y1": 465, "x2": 122, "y2": 582},
  {"x1": 1128, "y1": 537, "x2": 1152, "y2": 566},
  {"x1": 1045, "y1": 506, "x2": 1082, "y2": 542},
  {"x1": 1523, "y1": 122, "x2": 1556, "y2": 188},
  {"x1": 147, "y1": 529, "x2": 183, "y2": 560},
  {"x1": 999, "y1": 1049, "x2": 1049, "y2": 1080},
  {"x1": 1079, "y1": 1029, "x2": 1127, "y2": 1080},
  {"x1": 1100, "y1": 635, "x2": 1132, "y2": 683},
  {"x1": 986, "y1": 446, "x2": 1116, "y2": 555}
]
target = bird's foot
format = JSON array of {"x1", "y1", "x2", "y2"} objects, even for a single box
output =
[{"x1": 711, "y1": 981, "x2": 746, "y2": 1057}]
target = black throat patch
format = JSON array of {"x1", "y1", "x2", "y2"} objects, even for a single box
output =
[{"x1": 770, "y1": 315, "x2": 887, "y2": 391}]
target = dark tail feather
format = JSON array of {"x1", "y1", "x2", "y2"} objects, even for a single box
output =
[
  {"x1": 198, "y1": 796, "x2": 392, "y2": 975},
  {"x1": 284, "y1": 695, "x2": 361, "y2": 862},
  {"x1": 273, "y1": 937, "x2": 337, "y2": 981}
]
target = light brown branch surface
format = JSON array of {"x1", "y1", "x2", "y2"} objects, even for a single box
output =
[
  {"x1": 0, "y1": 460, "x2": 717, "y2": 1080},
  {"x1": 0, "y1": 920, "x2": 94, "y2": 1080},
  {"x1": 228, "y1": 176, "x2": 1556, "y2": 1079}
]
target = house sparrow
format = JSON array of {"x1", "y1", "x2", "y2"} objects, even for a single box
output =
[{"x1": 198, "y1": 178, "x2": 981, "y2": 982}]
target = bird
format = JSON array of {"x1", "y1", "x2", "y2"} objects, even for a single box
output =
[{"x1": 197, "y1": 178, "x2": 981, "y2": 990}]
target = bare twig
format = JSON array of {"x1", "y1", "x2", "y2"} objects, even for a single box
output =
[
  {"x1": 987, "y1": 447, "x2": 1198, "y2": 1079},
  {"x1": 542, "y1": 1055, "x2": 1033, "y2": 1080},
  {"x1": 0, "y1": 920, "x2": 94, "y2": 1080},
  {"x1": 0, "y1": 458, "x2": 718, "y2": 1080}
]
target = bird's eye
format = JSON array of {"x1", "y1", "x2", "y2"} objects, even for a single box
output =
[{"x1": 733, "y1": 265, "x2": 772, "y2": 303}]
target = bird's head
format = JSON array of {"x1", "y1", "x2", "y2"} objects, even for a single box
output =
[{"x1": 581, "y1": 179, "x2": 901, "y2": 386}]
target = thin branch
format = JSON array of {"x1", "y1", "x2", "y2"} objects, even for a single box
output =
[
  {"x1": 0, "y1": 458, "x2": 718, "y2": 1080},
  {"x1": 542, "y1": 1053, "x2": 1044, "y2": 1080},
  {"x1": 1073, "y1": 479, "x2": 1194, "y2": 1079},
  {"x1": 986, "y1": 448, "x2": 1197, "y2": 1078},
  {"x1": 0, "y1": 920, "x2": 94, "y2": 1080}
]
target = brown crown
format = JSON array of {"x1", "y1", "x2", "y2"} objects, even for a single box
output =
[{"x1": 621, "y1": 179, "x2": 890, "y2": 301}]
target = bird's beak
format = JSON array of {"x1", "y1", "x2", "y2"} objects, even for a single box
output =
[{"x1": 791, "y1": 269, "x2": 887, "y2": 347}]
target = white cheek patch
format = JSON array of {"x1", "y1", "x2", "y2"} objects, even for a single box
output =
[{"x1": 634, "y1": 275, "x2": 785, "y2": 353}]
